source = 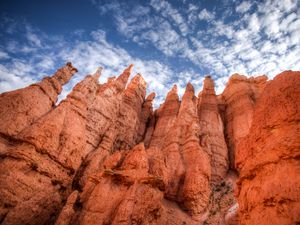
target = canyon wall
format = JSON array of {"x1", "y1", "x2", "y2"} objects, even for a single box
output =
[{"x1": 0, "y1": 64, "x2": 299, "y2": 225}]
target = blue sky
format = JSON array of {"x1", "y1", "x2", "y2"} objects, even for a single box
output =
[{"x1": 0, "y1": 0, "x2": 299, "y2": 107}]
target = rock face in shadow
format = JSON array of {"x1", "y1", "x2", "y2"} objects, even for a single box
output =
[
  {"x1": 0, "y1": 63, "x2": 299, "y2": 225},
  {"x1": 235, "y1": 71, "x2": 300, "y2": 225},
  {"x1": 220, "y1": 74, "x2": 267, "y2": 169}
]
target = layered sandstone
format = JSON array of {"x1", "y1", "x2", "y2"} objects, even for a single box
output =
[{"x1": 0, "y1": 63, "x2": 299, "y2": 225}]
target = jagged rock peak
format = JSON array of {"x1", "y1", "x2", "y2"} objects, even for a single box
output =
[
  {"x1": 66, "y1": 62, "x2": 78, "y2": 73},
  {"x1": 146, "y1": 92, "x2": 156, "y2": 101},
  {"x1": 128, "y1": 73, "x2": 147, "y2": 89},
  {"x1": 53, "y1": 62, "x2": 78, "y2": 85},
  {"x1": 165, "y1": 84, "x2": 179, "y2": 101},
  {"x1": 185, "y1": 82, "x2": 195, "y2": 93},
  {"x1": 171, "y1": 84, "x2": 178, "y2": 92},
  {"x1": 203, "y1": 75, "x2": 215, "y2": 94},
  {"x1": 0, "y1": 62, "x2": 78, "y2": 136},
  {"x1": 92, "y1": 66, "x2": 103, "y2": 79},
  {"x1": 114, "y1": 64, "x2": 134, "y2": 90},
  {"x1": 65, "y1": 73, "x2": 99, "y2": 106}
]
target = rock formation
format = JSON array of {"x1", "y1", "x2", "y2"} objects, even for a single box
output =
[
  {"x1": 0, "y1": 68, "x2": 98, "y2": 225},
  {"x1": 0, "y1": 62, "x2": 77, "y2": 137},
  {"x1": 0, "y1": 63, "x2": 299, "y2": 225},
  {"x1": 220, "y1": 74, "x2": 267, "y2": 169},
  {"x1": 235, "y1": 71, "x2": 300, "y2": 225},
  {"x1": 198, "y1": 76, "x2": 228, "y2": 184}
]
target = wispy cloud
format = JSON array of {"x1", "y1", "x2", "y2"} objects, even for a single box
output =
[
  {"x1": 0, "y1": 18, "x2": 198, "y2": 107},
  {"x1": 198, "y1": 9, "x2": 214, "y2": 20},
  {"x1": 236, "y1": 1, "x2": 252, "y2": 13},
  {"x1": 1, "y1": 0, "x2": 299, "y2": 108},
  {"x1": 94, "y1": 0, "x2": 300, "y2": 82}
]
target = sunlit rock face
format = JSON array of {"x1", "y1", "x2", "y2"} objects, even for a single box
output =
[
  {"x1": 235, "y1": 71, "x2": 300, "y2": 225},
  {"x1": 0, "y1": 63, "x2": 298, "y2": 225}
]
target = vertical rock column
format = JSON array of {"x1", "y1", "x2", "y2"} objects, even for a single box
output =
[
  {"x1": 221, "y1": 74, "x2": 267, "y2": 169},
  {"x1": 84, "y1": 65, "x2": 133, "y2": 154},
  {"x1": 198, "y1": 76, "x2": 229, "y2": 183},
  {"x1": 178, "y1": 83, "x2": 211, "y2": 219},
  {"x1": 146, "y1": 85, "x2": 181, "y2": 200},
  {"x1": 112, "y1": 73, "x2": 147, "y2": 151},
  {"x1": 148, "y1": 83, "x2": 211, "y2": 219},
  {"x1": 148, "y1": 85, "x2": 180, "y2": 149},
  {"x1": 77, "y1": 65, "x2": 150, "y2": 189}
]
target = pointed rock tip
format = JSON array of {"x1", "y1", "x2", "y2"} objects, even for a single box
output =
[
  {"x1": 132, "y1": 73, "x2": 144, "y2": 81},
  {"x1": 203, "y1": 75, "x2": 215, "y2": 90},
  {"x1": 186, "y1": 82, "x2": 194, "y2": 92},
  {"x1": 66, "y1": 62, "x2": 78, "y2": 73},
  {"x1": 146, "y1": 92, "x2": 156, "y2": 101},
  {"x1": 93, "y1": 67, "x2": 103, "y2": 79},
  {"x1": 171, "y1": 84, "x2": 178, "y2": 92},
  {"x1": 126, "y1": 64, "x2": 134, "y2": 73},
  {"x1": 130, "y1": 73, "x2": 146, "y2": 88}
]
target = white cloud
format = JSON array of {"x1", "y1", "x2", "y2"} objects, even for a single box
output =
[
  {"x1": 0, "y1": 51, "x2": 9, "y2": 59},
  {"x1": 0, "y1": 64, "x2": 35, "y2": 92},
  {"x1": 198, "y1": 9, "x2": 214, "y2": 20},
  {"x1": 150, "y1": 0, "x2": 189, "y2": 35},
  {"x1": 1, "y1": 0, "x2": 300, "y2": 108},
  {"x1": 236, "y1": 1, "x2": 252, "y2": 13},
  {"x1": 26, "y1": 32, "x2": 42, "y2": 47}
]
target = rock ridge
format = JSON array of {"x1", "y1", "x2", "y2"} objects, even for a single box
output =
[{"x1": 0, "y1": 64, "x2": 299, "y2": 225}]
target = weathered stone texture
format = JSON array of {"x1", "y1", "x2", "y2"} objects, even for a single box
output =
[{"x1": 0, "y1": 64, "x2": 298, "y2": 225}]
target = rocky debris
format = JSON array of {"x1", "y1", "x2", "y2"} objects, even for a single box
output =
[
  {"x1": 220, "y1": 74, "x2": 267, "y2": 169},
  {"x1": 0, "y1": 62, "x2": 77, "y2": 137},
  {"x1": 0, "y1": 63, "x2": 299, "y2": 225},
  {"x1": 235, "y1": 71, "x2": 300, "y2": 225}
]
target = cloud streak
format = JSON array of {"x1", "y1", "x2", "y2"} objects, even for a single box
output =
[{"x1": 0, "y1": 0, "x2": 299, "y2": 108}]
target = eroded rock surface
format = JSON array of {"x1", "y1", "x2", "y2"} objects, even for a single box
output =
[
  {"x1": 198, "y1": 76, "x2": 229, "y2": 184},
  {"x1": 235, "y1": 71, "x2": 300, "y2": 225},
  {"x1": 220, "y1": 74, "x2": 267, "y2": 169},
  {"x1": 0, "y1": 71, "x2": 99, "y2": 225},
  {"x1": 0, "y1": 62, "x2": 77, "y2": 137},
  {"x1": 0, "y1": 64, "x2": 299, "y2": 225}
]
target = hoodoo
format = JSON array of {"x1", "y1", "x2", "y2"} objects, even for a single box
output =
[{"x1": 0, "y1": 64, "x2": 299, "y2": 225}]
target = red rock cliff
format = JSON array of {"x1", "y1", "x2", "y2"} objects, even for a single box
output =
[{"x1": 0, "y1": 64, "x2": 299, "y2": 225}]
